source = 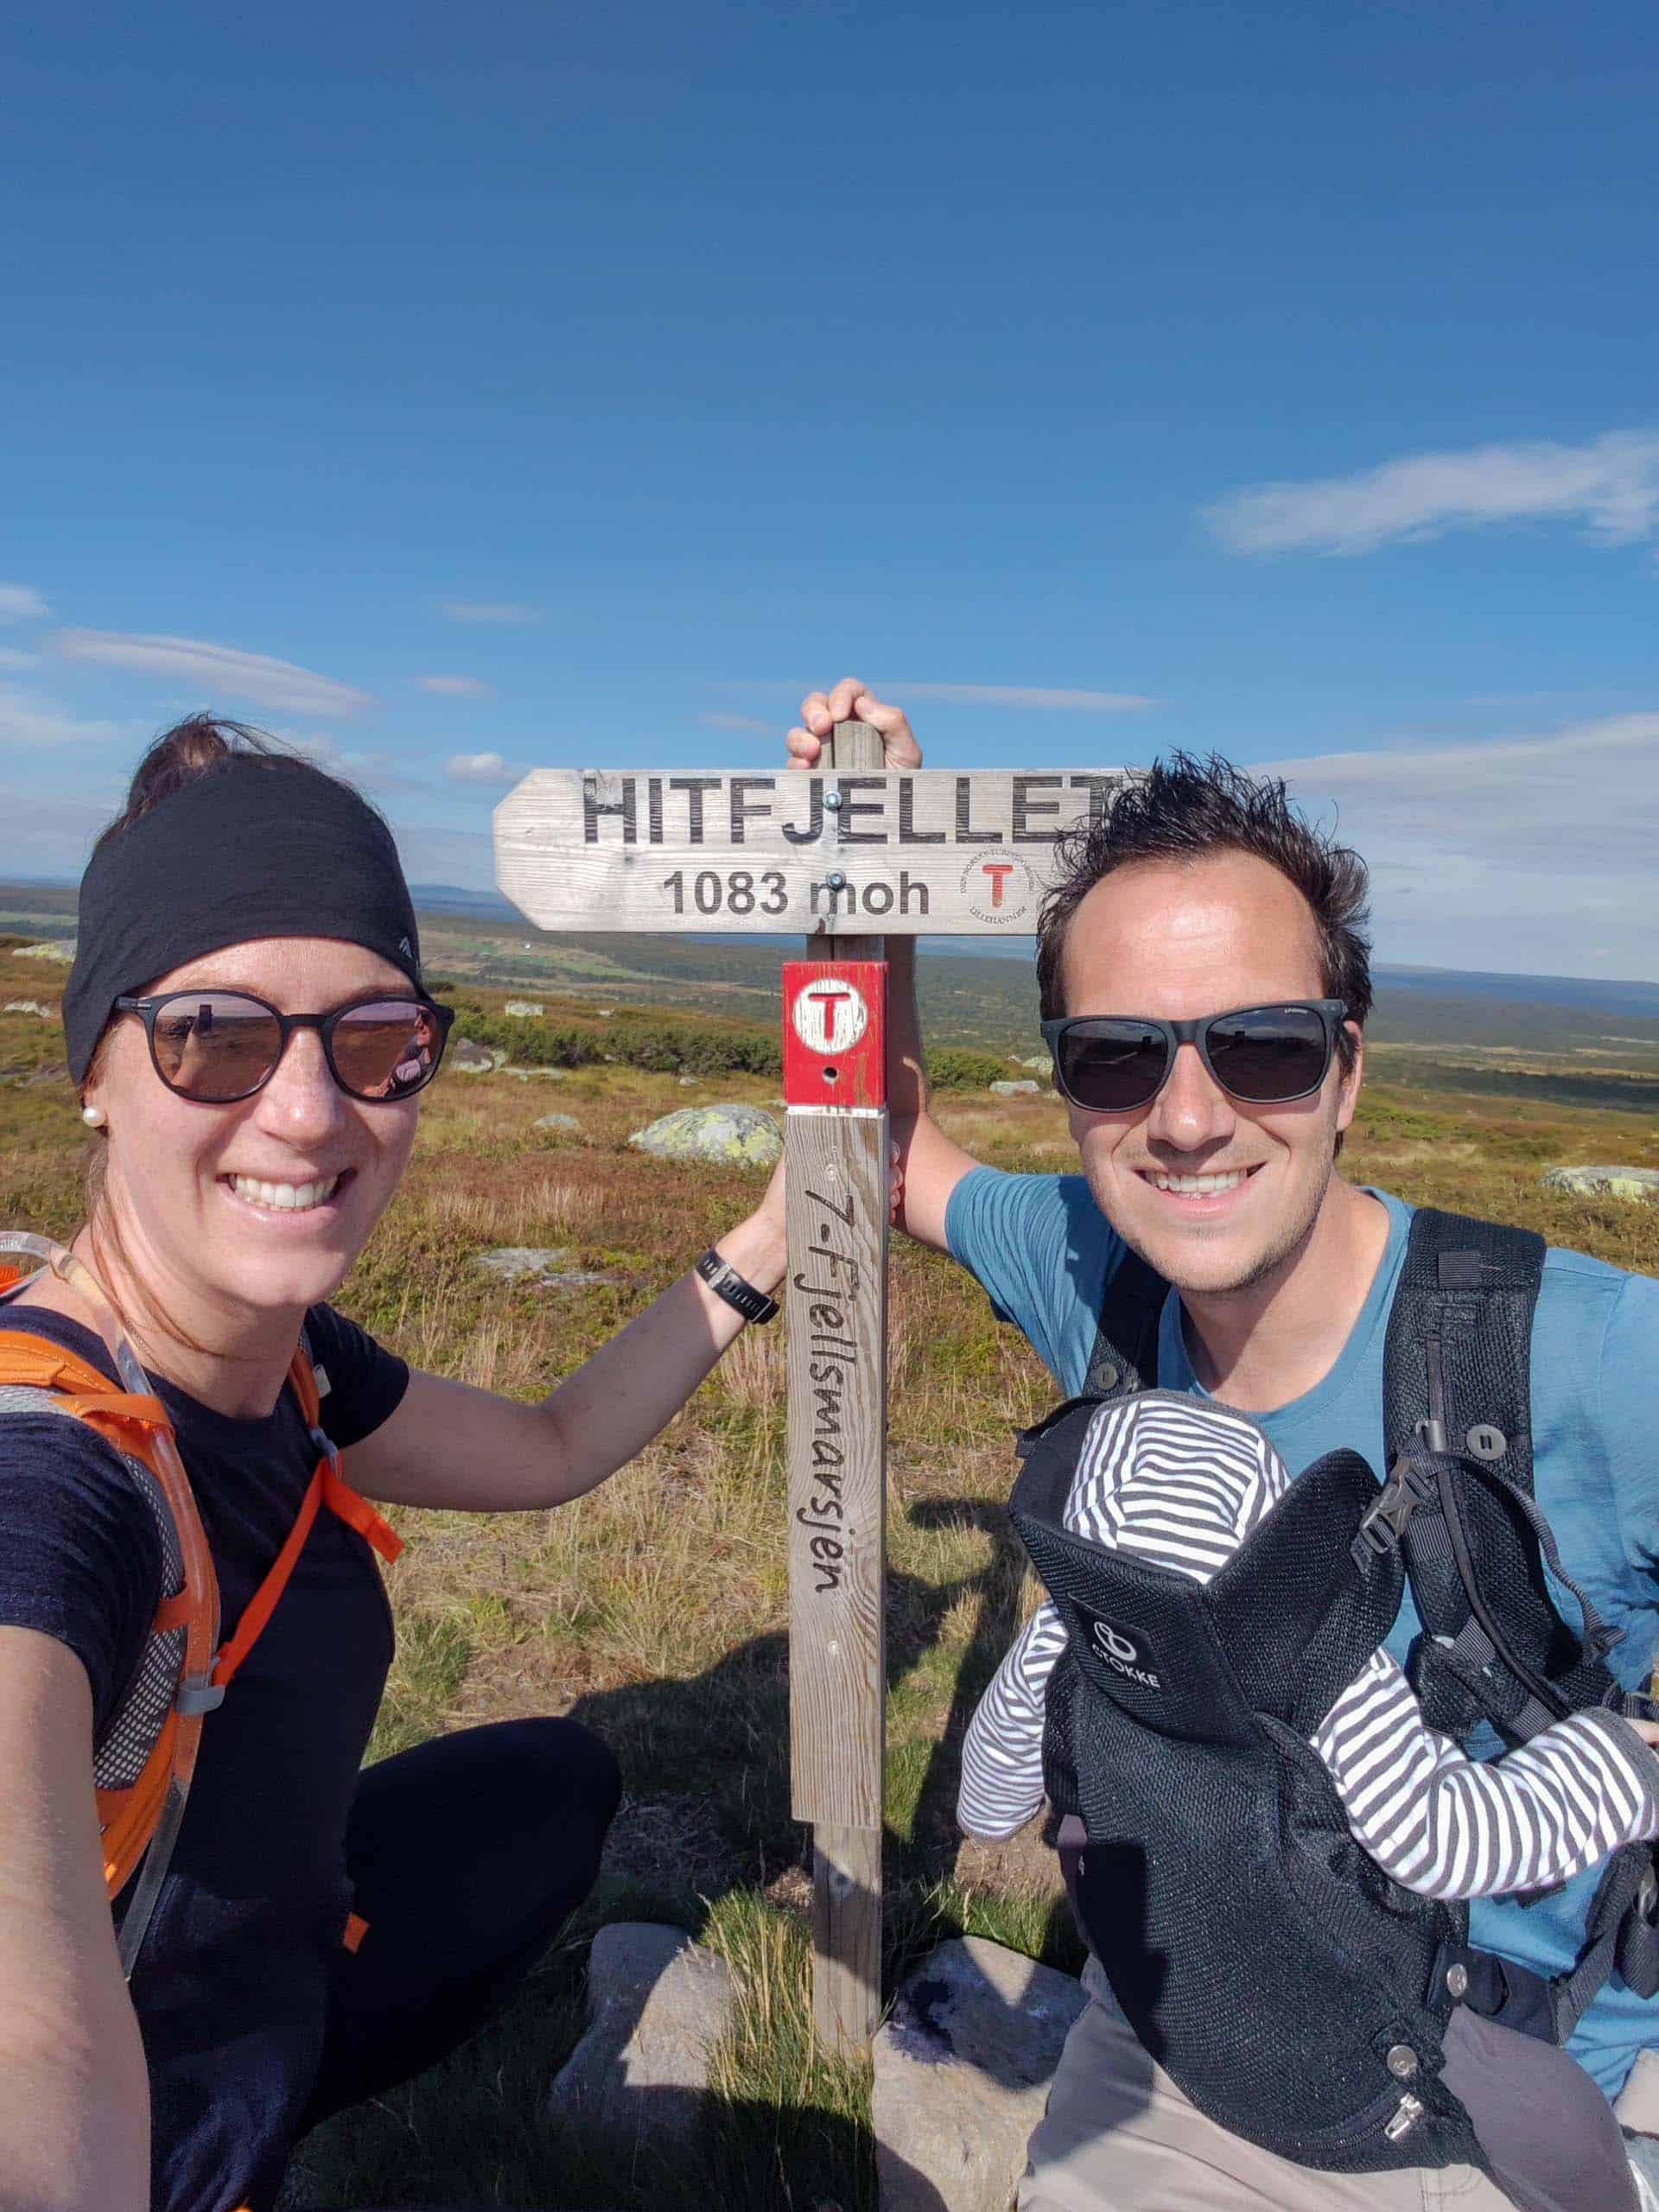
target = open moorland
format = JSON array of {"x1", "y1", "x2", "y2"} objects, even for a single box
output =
[{"x1": 2, "y1": 928, "x2": 1656, "y2": 2209}]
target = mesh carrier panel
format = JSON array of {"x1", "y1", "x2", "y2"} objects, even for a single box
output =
[
  {"x1": 0, "y1": 1388, "x2": 185, "y2": 1790},
  {"x1": 1014, "y1": 1420, "x2": 1484, "y2": 2177}
]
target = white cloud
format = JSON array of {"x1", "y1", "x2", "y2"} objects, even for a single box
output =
[
  {"x1": 438, "y1": 601, "x2": 536, "y2": 624},
  {"x1": 48, "y1": 629, "x2": 374, "y2": 718},
  {"x1": 417, "y1": 674, "x2": 494, "y2": 697},
  {"x1": 445, "y1": 751, "x2": 524, "y2": 787},
  {"x1": 698, "y1": 710, "x2": 773, "y2": 733},
  {"x1": 880, "y1": 683, "x2": 1155, "y2": 712},
  {"x1": 1263, "y1": 712, "x2": 1659, "y2": 977},
  {"x1": 1208, "y1": 430, "x2": 1659, "y2": 557},
  {"x1": 0, "y1": 647, "x2": 37, "y2": 671},
  {"x1": 0, "y1": 681, "x2": 130, "y2": 747},
  {"x1": 0, "y1": 583, "x2": 50, "y2": 624}
]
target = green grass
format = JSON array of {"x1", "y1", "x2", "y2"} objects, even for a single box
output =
[{"x1": 3, "y1": 952, "x2": 1656, "y2": 2209}]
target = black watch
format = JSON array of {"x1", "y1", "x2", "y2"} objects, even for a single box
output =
[{"x1": 696, "y1": 1248, "x2": 780, "y2": 1325}]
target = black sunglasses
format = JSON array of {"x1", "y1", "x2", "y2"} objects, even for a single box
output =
[
  {"x1": 114, "y1": 990, "x2": 456, "y2": 1105},
  {"x1": 1040, "y1": 1000, "x2": 1351, "y2": 1114}
]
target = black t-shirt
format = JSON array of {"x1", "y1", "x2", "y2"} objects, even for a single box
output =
[{"x1": 0, "y1": 1299, "x2": 409, "y2": 2212}]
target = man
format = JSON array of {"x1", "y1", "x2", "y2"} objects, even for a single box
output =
[{"x1": 786, "y1": 680, "x2": 1659, "y2": 2212}]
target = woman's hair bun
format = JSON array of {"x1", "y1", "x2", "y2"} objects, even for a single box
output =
[{"x1": 98, "y1": 715, "x2": 281, "y2": 851}]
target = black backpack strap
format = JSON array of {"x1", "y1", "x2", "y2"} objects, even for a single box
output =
[{"x1": 1083, "y1": 1245, "x2": 1167, "y2": 1401}]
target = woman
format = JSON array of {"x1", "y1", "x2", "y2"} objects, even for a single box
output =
[{"x1": 0, "y1": 718, "x2": 788, "y2": 2212}]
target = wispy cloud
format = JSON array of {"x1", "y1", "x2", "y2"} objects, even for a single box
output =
[
  {"x1": 0, "y1": 583, "x2": 50, "y2": 624},
  {"x1": 0, "y1": 680, "x2": 131, "y2": 747},
  {"x1": 439, "y1": 601, "x2": 537, "y2": 624},
  {"x1": 1208, "y1": 430, "x2": 1659, "y2": 557},
  {"x1": 417, "y1": 674, "x2": 495, "y2": 697},
  {"x1": 0, "y1": 647, "x2": 37, "y2": 671},
  {"x1": 1265, "y1": 711, "x2": 1659, "y2": 976},
  {"x1": 48, "y1": 629, "x2": 374, "y2": 718},
  {"x1": 698, "y1": 710, "x2": 773, "y2": 734},
  {"x1": 445, "y1": 751, "x2": 524, "y2": 787}
]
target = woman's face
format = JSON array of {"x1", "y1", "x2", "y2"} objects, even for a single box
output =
[{"x1": 81, "y1": 936, "x2": 423, "y2": 1324}]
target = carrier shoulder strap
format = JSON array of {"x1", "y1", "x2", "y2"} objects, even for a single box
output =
[{"x1": 1082, "y1": 1245, "x2": 1168, "y2": 1402}]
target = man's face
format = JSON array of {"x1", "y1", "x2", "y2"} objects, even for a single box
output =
[{"x1": 1058, "y1": 852, "x2": 1362, "y2": 1299}]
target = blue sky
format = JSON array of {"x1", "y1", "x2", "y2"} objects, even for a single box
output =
[{"x1": 3, "y1": 0, "x2": 1656, "y2": 976}]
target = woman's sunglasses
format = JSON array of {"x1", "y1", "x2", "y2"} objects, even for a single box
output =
[
  {"x1": 114, "y1": 990, "x2": 457, "y2": 1105},
  {"x1": 1039, "y1": 1000, "x2": 1351, "y2": 1115}
]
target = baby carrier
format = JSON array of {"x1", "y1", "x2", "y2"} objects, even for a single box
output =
[
  {"x1": 1012, "y1": 1206, "x2": 1659, "y2": 2176},
  {"x1": 0, "y1": 1232, "x2": 402, "y2": 1977}
]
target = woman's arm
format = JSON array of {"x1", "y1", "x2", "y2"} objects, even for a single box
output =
[
  {"x1": 0, "y1": 1626, "x2": 149, "y2": 2212},
  {"x1": 342, "y1": 1194, "x2": 788, "y2": 1512}
]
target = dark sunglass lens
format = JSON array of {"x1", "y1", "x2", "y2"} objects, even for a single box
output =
[
  {"x1": 1060, "y1": 1020, "x2": 1170, "y2": 1110},
  {"x1": 1205, "y1": 1006, "x2": 1330, "y2": 1102},
  {"x1": 152, "y1": 994, "x2": 283, "y2": 1100},
  {"x1": 331, "y1": 1001, "x2": 439, "y2": 1098}
]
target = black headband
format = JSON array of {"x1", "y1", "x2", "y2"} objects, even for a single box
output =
[{"x1": 65, "y1": 755, "x2": 423, "y2": 1085}]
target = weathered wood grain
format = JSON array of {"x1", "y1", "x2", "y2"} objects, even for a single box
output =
[
  {"x1": 811, "y1": 1821, "x2": 884, "y2": 2053},
  {"x1": 493, "y1": 764, "x2": 1124, "y2": 935}
]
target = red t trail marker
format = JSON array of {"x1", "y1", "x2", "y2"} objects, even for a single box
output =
[{"x1": 493, "y1": 723, "x2": 1122, "y2": 2053}]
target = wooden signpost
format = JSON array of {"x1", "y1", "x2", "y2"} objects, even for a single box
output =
[{"x1": 494, "y1": 728, "x2": 1119, "y2": 2053}]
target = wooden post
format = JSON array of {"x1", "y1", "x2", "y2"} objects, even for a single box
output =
[
  {"x1": 784, "y1": 717, "x2": 888, "y2": 2052},
  {"x1": 492, "y1": 731, "x2": 1125, "y2": 2056}
]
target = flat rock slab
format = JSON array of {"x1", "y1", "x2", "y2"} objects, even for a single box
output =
[
  {"x1": 1541, "y1": 1166, "x2": 1659, "y2": 1201},
  {"x1": 504, "y1": 1000, "x2": 545, "y2": 1016},
  {"x1": 13, "y1": 941, "x2": 75, "y2": 963},
  {"x1": 505, "y1": 1065, "x2": 570, "y2": 1080},
  {"x1": 628, "y1": 1104, "x2": 782, "y2": 1167},
  {"x1": 874, "y1": 1937, "x2": 1087, "y2": 2212},
  {"x1": 988, "y1": 1079, "x2": 1040, "y2": 1096},
  {"x1": 3, "y1": 1000, "x2": 56, "y2": 1019},
  {"x1": 474, "y1": 1246, "x2": 612, "y2": 1290},
  {"x1": 533, "y1": 1113, "x2": 585, "y2": 1135},
  {"x1": 547, "y1": 1922, "x2": 734, "y2": 2162}
]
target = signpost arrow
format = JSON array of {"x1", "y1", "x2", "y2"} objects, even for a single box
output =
[{"x1": 493, "y1": 729, "x2": 1122, "y2": 2054}]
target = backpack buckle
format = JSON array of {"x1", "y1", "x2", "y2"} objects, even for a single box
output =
[
  {"x1": 1355, "y1": 1458, "x2": 1434, "y2": 1560},
  {"x1": 175, "y1": 1673, "x2": 226, "y2": 1717}
]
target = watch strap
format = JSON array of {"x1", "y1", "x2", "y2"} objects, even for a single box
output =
[{"x1": 696, "y1": 1248, "x2": 779, "y2": 1325}]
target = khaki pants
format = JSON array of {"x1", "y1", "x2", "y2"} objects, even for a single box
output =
[{"x1": 1020, "y1": 1956, "x2": 1654, "y2": 2212}]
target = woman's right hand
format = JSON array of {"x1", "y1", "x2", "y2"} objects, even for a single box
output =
[{"x1": 786, "y1": 677, "x2": 923, "y2": 773}]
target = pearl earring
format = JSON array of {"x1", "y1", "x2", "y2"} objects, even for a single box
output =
[{"x1": 80, "y1": 1103, "x2": 107, "y2": 1128}]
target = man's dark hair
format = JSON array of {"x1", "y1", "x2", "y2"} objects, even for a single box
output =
[{"x1": 1035, "y1": 753, "x2": 1372, "y2": 1073}]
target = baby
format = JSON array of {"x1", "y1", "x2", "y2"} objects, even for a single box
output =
[{"x1": 961, "y1": 1391, "x2": 1659, "y2": 1901}]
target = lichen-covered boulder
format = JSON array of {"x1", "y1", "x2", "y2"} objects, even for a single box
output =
[
  {"x1": 533, "y1": 1113, "x2": 584, "y2": 1135},
  {"x1": 628, "y1": 1104, "x2": 782, "y2": 1167},
  {"x1": 3, "y1": 1000, "x2": 56, "y2": 1020},
  {"x1": 989, "y1": 1079, "x2": 1040, "y2": 1097},
  {"x1": 14, "y1": 941, "x2": 75, "y2": 963},
  {"x1": 504, "y1": 1001, "x2": 544, "y2": 1018},
  {"x1": 451, "y1": 1039, "x2": 508, "y2": 1073},
  {"x1": 1541, "y1": 1166, "x2": 1659, "y2": 1202}
]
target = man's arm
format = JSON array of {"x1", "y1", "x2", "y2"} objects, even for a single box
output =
[
  {"x1": 788, "y1": 677, "x2": 981, "y2": 1254},
  {"x1": 0, "y1": 1628, "x2": 149, "y2": 2212}
]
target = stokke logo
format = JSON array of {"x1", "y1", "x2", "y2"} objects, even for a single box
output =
[{"x1": 1078, "y1": 1604, "x2": 1164, "y2": 1691}]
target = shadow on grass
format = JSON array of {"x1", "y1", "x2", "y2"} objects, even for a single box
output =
[{"x1": 290, "y1": 1495, "x2": 1076, "y2": 2209}]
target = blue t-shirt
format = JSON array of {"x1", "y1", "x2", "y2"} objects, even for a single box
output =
[{"x1": 946, "y1": 1166, "x2": 1659, "y2": 2101}]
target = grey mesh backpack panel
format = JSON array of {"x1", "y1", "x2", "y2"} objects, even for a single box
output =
[{"x1": 0, "y1": 1386, "x2": 186, "y2": 1790}]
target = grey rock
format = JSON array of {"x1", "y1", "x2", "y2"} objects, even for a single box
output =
[
  {"x1": 474, "y1": 1246, "x2": 611, "y2": 1290},
  {"x1": 1541, "y1": 1166, "x2": 1659, "y2": 1201},
  {"x1": 677, "y1": 1074, "x2": 700, "y2": 1086},
  {"x1": 451, "y1": 1038, "x2": 509, "y2": 1073},
  {"x1": 3, "y1": 1000, "x2": 56, "y2": 1020},
  {"x1": 503, "y1": 1065, "x2": 569, "y2": 1080},
  {"x1": 533, "y1": 1113, "x2": 584, "y2": 1135},
  {"x1": 504, "y1": 1000, "x2": 544, "y2": 1018},
  {"x1": 874, "y1": 1937, "x2": 1087, "y2": 2212},
  {"x1": 628, "y1": 1104, "x2": 782, "y2": 1168},
  {"x1": 12, "y1": 940, "x2": 75, "y2": 963},
  {"x1": 1014, "y1": 1053, "x2": 1052, "y2": 1073},
  {"x1": 547, "y1": 1922, "x2": 734, "y2": 2159},
  {"x1": 988, "y1": 1079, "x2": 1040, "y2": 1097}
]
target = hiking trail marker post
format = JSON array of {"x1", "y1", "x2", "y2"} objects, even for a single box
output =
[{"x1": 494, "y1": 730, "x2": 1116, "y2": 2053}]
